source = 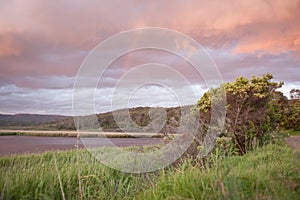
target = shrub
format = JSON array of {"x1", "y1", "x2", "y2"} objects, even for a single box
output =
[{"x1": 193, "y1": 73, "x2": 283, "y2": 155}]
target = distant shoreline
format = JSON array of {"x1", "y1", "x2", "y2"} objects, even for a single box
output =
[{"x1": 0, "y1": 129, "x2": 165, "y2": 138}]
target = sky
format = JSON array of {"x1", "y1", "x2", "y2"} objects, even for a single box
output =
[{"x1": 0, "y1": 0, "x2": 300, "y2": 115}]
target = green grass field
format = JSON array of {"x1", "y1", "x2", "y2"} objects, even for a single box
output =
[{"x1": 0, "y1": 142, "x2": 299, "y2": 199}]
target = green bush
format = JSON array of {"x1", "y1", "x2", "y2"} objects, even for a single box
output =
[
  {"x1": 194, "y1": 74, "x2": 283, "y2": 155},
  {"x1": 281, "y1": 99, "x2": 300, "y2": 131}
]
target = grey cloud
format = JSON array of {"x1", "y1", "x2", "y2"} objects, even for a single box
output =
[{"x1": 0, "y1": 85, "x2": 73, "y2": 115}]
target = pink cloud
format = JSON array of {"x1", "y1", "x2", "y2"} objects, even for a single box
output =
[
  {"x1": 0, "y1": 0, "x2": 299, "y2": 88},
  {"x1": 1, "y1": 0, "x2": 299, "y2": 55}
]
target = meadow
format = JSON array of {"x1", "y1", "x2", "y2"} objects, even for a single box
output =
[{"x1": 0, "y1": 141, "x2": 299, "y2": 200}]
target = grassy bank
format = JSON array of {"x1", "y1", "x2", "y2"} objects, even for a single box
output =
[
  {"x1": 140, "y1": 144, "x2": 300, "y2": 199},
  {"x1": 1, "y1": 143, "x2": 299, "y2": 199}
]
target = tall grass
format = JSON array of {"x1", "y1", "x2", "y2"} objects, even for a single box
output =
[
  {"x1": 0, "y1": 143, "x2": 299, "y2": 199},
  {"x1": 139, "y1": 144, "x2": 300, "y2": 199},
  {"x1": 0, "y1": 148, "x2": 151, "y2": 199}
]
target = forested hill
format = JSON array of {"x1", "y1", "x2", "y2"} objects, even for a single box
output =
[{"x1": 44, "y1": 106, "x2": 190, "y2": 133}]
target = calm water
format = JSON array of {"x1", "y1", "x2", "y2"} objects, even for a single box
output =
[{"x1": 0, "y1": 136, "x2": 163, "y2": 156}]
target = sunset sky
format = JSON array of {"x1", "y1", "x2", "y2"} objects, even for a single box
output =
[{"x1": 1, "y1": 0, "x2": 300, "y2": 115}]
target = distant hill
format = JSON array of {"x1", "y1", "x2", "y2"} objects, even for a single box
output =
[
  {"x1": 0, "y1": 106, "x2": 192, "y2": 133},
  {"x1": 43, "y1": 106, "x2": 192, "y2": 133},
  {"x1": 0, "y1": 114, "x2": 70, "y2": 127}
]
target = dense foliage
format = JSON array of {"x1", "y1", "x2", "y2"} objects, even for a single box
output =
[
  {"x1": 281, "y1": 98, "x2": 300, "y2": 131},
  {"x1": 195, "y1": 74, "x2": 283, "y2": 154}
]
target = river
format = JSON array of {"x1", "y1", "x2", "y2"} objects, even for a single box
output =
[{"x1": 0, "y1": 136, "x2": 163, "y2": 156}]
